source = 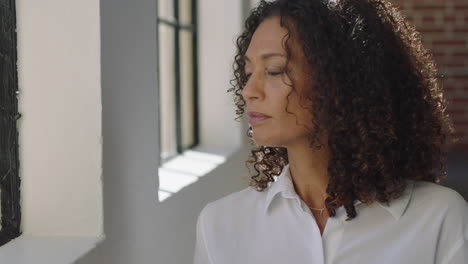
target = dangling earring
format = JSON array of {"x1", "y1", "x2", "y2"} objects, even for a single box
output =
[{"x1": 247, "y1": 124, "x2": 254, "y2": 138}]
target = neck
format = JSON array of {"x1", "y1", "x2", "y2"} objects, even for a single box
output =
[{"x1": 286, "y1": 138, "x2": 330, "y2": 208}]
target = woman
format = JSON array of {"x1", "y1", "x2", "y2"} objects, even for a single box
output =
[{"x1": 194, "y1": 0, "x2": 468, "y2": 263}]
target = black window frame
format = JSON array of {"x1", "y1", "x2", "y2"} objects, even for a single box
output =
[
  {"x1": 0, "y1": 0, "x2": 22, "y2": 246},
  {"x1": 156, "y1": 0, "x2": 200, "y2": 164}
]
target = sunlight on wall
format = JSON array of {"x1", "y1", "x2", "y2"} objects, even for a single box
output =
[{"x1": 158, "y1": 150, "x2": 226, "y2": 202}]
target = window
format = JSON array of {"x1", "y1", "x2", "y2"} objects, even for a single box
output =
[
  {"x1": 157, "y1": 0, "x2": 199, "y2": 164},
  {"x1": 0, "y1": 0, "x2": 21, "y2": 246}
]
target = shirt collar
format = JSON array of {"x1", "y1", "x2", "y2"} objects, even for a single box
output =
[
  {"x1": 375, "y1": 180, "x2": 414, "y2": 220},
  {"x1": 263, "y1": 163, "x2": 296, "y2": 214},
  {"x1": 263, "y1": 163, "x2": 414, "y2": 220}
]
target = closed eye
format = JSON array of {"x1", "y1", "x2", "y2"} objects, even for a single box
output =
[
  {"x1": 267, "y1": 71, "x2": 284, "y2": 76},
  {"x1": 244, "y1": 71, "x2": 284, "y2": 81}
]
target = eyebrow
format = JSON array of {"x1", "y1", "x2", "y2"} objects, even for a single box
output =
[{"x1": 244, "y1": 53, "x2": 286, "y2": 63}]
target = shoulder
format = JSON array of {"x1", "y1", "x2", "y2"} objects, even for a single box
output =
[
  {"x1": 408, "y1": 180, "x2": 468, "y2": 222},
  {"x1": 199, "y1": 185, "x2": 267, "y2": 224},
  {"x1": 409, "y1": 181, "x2": 468, "y2": 240},
  {"x1": 196, "y1": 186, "x2": 268, "y2": 250},
  {"x1": 409, "y1": 181, "x2": 468, "y2": 262},
  {"x1": 410, "y1": 181, "x2": 468, "y2": 212}
]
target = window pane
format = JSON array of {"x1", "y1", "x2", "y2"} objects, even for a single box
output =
[
  {"x1": 159, "y1": 24, "x2": 177, "y2": 160},
  {"x1": 158, "y1": 0, "x2": 175, "y2": 22},
  {"x1": 179, "y1": 0, "x2": 192, "y2": 26},
  {"x1": 179, "y1": 30, "x2": 195, "y2": 149}
]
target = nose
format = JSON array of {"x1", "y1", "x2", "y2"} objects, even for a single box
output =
[{"x1": 241, "y1": 72, "x2": 264, "y2": 102}]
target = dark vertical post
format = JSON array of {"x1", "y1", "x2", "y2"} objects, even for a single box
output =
[
  {"x1": 0, "y1": 0, "x2": 22, "y2": 246},
  {"x1": 192, "y1": 0, "x2": 199, "y2": 148},
  {"x1": 174, "y1": 0, "x2": 183, "y2": 154}
]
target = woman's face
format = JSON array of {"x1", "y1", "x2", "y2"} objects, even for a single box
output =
[{"x1": 242, "y1": 16, "x2": 313, "y2": 148}]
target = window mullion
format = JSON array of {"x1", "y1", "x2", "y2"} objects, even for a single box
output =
[
  {"x1": 191, "y1": 0, "x2": 199, "y2": 149},
  {"x1": 174, "y1": 0, "x2": 182, "y2": 154}
]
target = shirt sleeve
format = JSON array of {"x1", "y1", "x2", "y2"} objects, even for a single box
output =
[{"x1": 193, "y1": 206, "x2": 214, "y2": 264}]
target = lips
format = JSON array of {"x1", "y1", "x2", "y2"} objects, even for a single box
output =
[
  {"x1": 247, "y1": 111, "x2": 271, "y2": 125},
  {"x1": 247, "y1": 111, "x2": 271, "y2": 118}
]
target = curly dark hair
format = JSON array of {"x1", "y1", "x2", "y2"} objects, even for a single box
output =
[{"x1": 227, "y1": 0, "x2": 458, "y2": 220}]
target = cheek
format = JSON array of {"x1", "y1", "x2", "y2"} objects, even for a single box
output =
[
  {"x1": 283, "y1": 94, "x2": 313, "y2": 130},
  {"x1": 268, "y1": 82, "x2": 293, "y2": 110},
  {"x1": 267, "y1": 79, "x2": 312, "y2": 127}
]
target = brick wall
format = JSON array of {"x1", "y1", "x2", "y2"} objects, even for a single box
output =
[{"x1": 391, "y1": 0, "x2": 468, "y2": 152}]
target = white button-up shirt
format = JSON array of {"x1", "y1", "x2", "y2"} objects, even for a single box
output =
[{"x1": 193, "y1": 164, "x2": 468, "y2": 264}]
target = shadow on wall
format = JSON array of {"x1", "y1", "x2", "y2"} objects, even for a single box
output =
[{"x1": 442, "y1": 151, "x2": 468, "y2": 200}]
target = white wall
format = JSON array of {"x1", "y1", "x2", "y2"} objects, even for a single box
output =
[
  {"x1": 77, "y1": 0, "x2": 250, "y2": 263},
  {"x1": 198, "y1": 1, "x2": 244, "y2": 150},
  {"x1": 16, "y1": 0, "x2": 103, "y2": 236}
]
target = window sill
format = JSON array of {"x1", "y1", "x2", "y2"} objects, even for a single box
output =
[
  {"x1": 158, "y1": 145, "x2": 240, "y2": 202},
  {"x1": 0, "y1": 235, "x2": 104, "y2": 264}
]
